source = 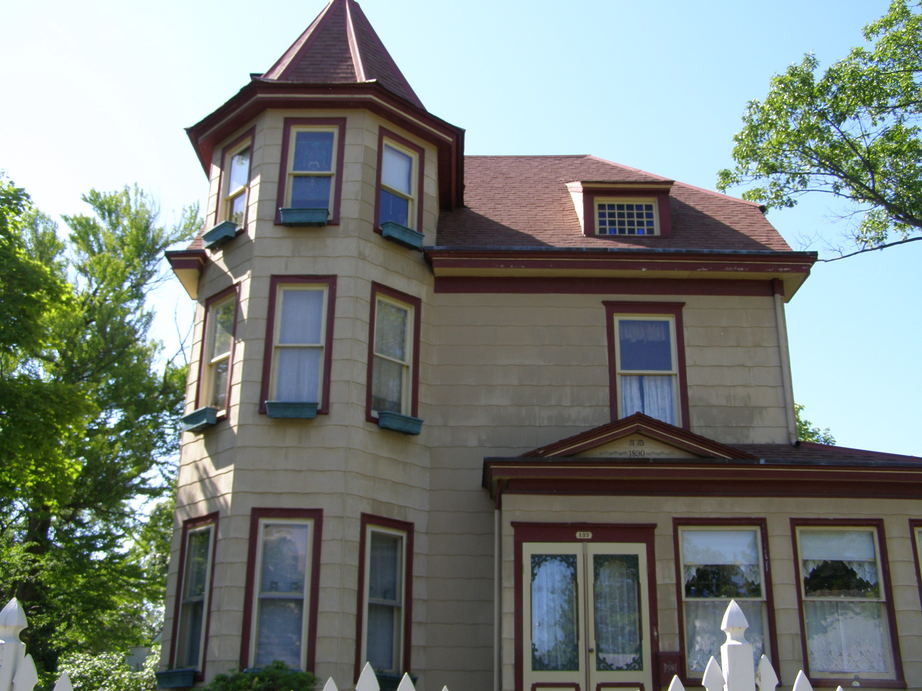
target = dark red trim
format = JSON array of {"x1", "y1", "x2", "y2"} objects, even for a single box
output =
[
  {"x1": 910, "y1": 519, "x2": 922, "y2": 609},
  {"x1": 213, "y1": 127, "x2": 256, "y2": 228},
  {"x1": 185, "y1": 81, "x2": 465, "y2": 211},
  {"x1": 374, "y1": 127, "x2": 425, "y2": 233},
  {"x1": 168, "y1": 512, "x2": 219, "y2": 677},
  {"x1": 274, "y1": 118, "x2": 347, "y2": 225},
  {"x1": 583, "y1": 190, "x2": 672, "y2": 237},
  {"x1": 671, "y1": 519, "x2": 779, "y2": 684},
  {"x1": 194, "y1": 284, "x2": 240, "y2": 416},
  {"x1": 522, "y1": 412, "x2": 754, "y2": 460},
  {"x1": 365, "y1": 283, "x2": 422, "y2": 422},
  {"x1": 483, "y1": 460, "x2": 922, "y2": 504},
  {"x1": 789, "y1": 518, "x2": 905, "y2": 687},
  {"x1": 434, "y1": 277, "x2": 777, "y2": 297},
  {"x1": 259, "y1": 275, "x2": 337, "y2": 414},
  {"x1": 603, "y1": 301, "x2": 689, "y2": 428},
  {"x1": 354, "y1": 514, "x2": 415, "y2": 680},
  {"x1": 166, "y1": 249, "x2": 208, "y2": 272},
  {"x1": 239, "y1": 508, "x2": 323, "y2": 671},
  {"x1": 512, "y1": 523, "x2": 658, "y2": 691}
]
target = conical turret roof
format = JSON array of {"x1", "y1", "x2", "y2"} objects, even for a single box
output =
[{"x1": 261, "y1": 0, "x2": 423, "y2": 109}]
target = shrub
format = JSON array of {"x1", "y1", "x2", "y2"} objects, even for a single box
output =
[
  {"x1": 58, "y1": 646, "x2": 158, "y2": 691},
  {"x1": 202, "y1": 660, "x2": 317, "y2": 690}
]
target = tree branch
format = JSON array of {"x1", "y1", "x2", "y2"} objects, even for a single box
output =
[{"x1": 820, "y1": 234, "x2": 922, "y2": 261}]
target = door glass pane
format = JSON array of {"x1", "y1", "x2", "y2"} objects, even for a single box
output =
[
  {"x1": 594, "y1": 554, "x2": 642, "y2": 671},
  {"x1": 531, "y1": 554, "x2": 579, "y2": 671}
]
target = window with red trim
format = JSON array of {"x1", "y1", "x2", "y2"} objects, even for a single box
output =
[
  {"x1": 223, "y1": 138, "x2": 251, "y2": 227},
  {"x1": 171, "y1": 515, "x2": 217, "y2": 672},
  {"x1": 198, "y1": 288, "x2": 238, "y2": 414},
  {"x1": 276, "y1": 118, "x2": 346, "y2": 224},
  {"x1": 356, "y1": 515, "x2": 413, "y2": 677},
  {"x1": 366, "y1": 284, "x2": 420, "y2": 421},
  {"x1": 792, "y1": 521, "x2": 902, "y2": 684},
  {"x1": 260, "y1": 276, "x2": 336, "y2": 413},
  {"x1": 375, "y1": 129, "x2": 423, "y2": 232}
]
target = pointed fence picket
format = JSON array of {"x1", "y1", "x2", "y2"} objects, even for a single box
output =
[
  {"x1": 0, "y1": 599, "x2": 70, "y2": 691},
  {"x1": 667, "y1": 601, "x2": 837, "y2": 691}
]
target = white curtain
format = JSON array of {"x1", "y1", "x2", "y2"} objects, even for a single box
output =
[
  {"x1": 530, "y1": 554, "x2": 579, "y2": 671},
  {"x1": 621, "y1": 375, "x2": 675, "y2": 424},
  {"x1": 593, "y1": 554, "x2": 642, "y2": 671},
  {"x1": 804, "y1": 601, "x2": 891, "y2": 674},
  {"x1": 382, "y1": 145, "x2": 412, "y2": 194}
]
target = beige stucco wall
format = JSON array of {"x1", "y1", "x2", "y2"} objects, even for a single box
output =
[{"x1": 500, "y1": 493, "x2": 922, "y2": 691}]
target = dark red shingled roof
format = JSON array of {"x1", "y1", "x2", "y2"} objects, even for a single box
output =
[
  {"x1": 262, "y1": 0, "x2": 423, "y2": 109},
  {"x1": 437, "y1": 155, "x2": 792, "y2": 251},
  {"x1": 737, "y1": 441, "x2": 922, "y2": 465}
]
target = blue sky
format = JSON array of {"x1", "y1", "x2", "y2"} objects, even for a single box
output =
[{"x1": 2, "y1": 0, "x2": 918, "y2": 455}]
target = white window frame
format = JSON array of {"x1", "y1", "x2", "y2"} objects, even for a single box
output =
[
  {"x1": 268, "y1": 283, "x2": 329, "y2": 405},
  {"x1": 371, "y1": 295, "x2": 413, "y2": 417},
  {"x1": 361, "y1": 524, "x2": 407, "y2": 675},
  {"x1": 202, "y1": 292, "x2": 236, "y2": 412},
  {"x1": 285, "y1": 126, "x2": 338, "y2": 211},
  {"x1": 595, "y1": 197, "x2": 660, "y2": 236},
  {"x1": 613, "y1": 314, "x2": 679, "y2": 424},
  {"x1": 677, "y1": 526, "x2": 770, "y2": 677},
  {"x1": 223, "y1": 141, "x2": 251, "y2": 227},
  {"x1": 175, "y1": 522, "x2": 215, "y2": 670},
  {"x1": 378, "y1": 140, "x2": 418, "y2": 229},
  {"x1": 249, "y1": 517, "x2": 315, "y2": 670},
  {"x1": 794, "y1": 524, "x2": 898, "y2": 682}
]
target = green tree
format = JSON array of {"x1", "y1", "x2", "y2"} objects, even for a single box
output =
[
  {"x1": 795, "y1": 403, "x2": 836, "y2": 445},
  {"x1": 0, "y1": 177, "x2": 197, "y2": 684},
  {"x1": 718, "y1": 0, "x2": 922, "y2": 257}
]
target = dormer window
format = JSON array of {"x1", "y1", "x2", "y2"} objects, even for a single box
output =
[
  {"x1": 276, "y1": 118, "x2": 346, "y2": 226},
  {"x1": 596, "y1": 199, "x2": 658, "y2": 235}
]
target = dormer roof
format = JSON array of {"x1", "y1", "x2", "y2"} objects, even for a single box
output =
[{"x1": 261, "y1": 0, "x2": 423, "y2": 109}]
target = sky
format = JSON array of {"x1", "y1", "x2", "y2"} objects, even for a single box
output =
[{"x1": 2, "y1": 0, "x2": 919, "y2": 456}]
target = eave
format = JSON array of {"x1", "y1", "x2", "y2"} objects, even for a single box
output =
[
  {"x1": 166, "y1": 249, "x2": 207, "y2": 299},
  {"x1": 425, "y1": 247, "x2": 817, "y2": 300},
  {"x1": 186, "y1": 79, "x2": 465, "y2": 210},
  {"x1": 482, "y1": 456, "x2": 922, "y2": 505}
]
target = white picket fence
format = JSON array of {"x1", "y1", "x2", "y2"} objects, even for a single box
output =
[
  {"x1": 0, "y1": 599, "x2": 71, "y2": 691},
  {"x1": 1, "y1": 595, "x2": 841, "y2": 691}
]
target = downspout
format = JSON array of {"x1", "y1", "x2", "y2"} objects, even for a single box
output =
[
  {"x1": 772, "y1": 279, "x2": 798, "y2": 444},
  {"x1": 494, "y1": 506, "x2": 502, "y2": 691}
]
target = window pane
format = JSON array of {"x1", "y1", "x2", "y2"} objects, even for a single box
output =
[
  {"x1": 801, "y1": 531, "x2": 879, "y2": 598},
  {"x1": 369, "y1": 532, "x2": 401, "y2": 601},
  {"x1": 177, "y1": 600, "x2": 204, "y2": 668},
  {"x1": 279, "y1": 289, "x2": 324, "y2": 344},
  {"x1": 804, "y1": 601, "x2": 892, "y2": 675},
  {"x1": 229, "y1": 147, "x2": 250, "y2": 190},
  {"x1": 594, "y1": 554, "x2": 642, "y2": 672},
  {"x1": 210, "y1": 300, "x2": 235, "y2": 358},
  {"x1": 620, "y1": 375, "x2": 674, "y2": 424},
  {"x1": 290, "y1": 176, "x2": 332, "y2": 209},
  {"x1": 260, "y1": 524, "x2": 309, "y2": 594},
  {"x1": 685, "y1": 600, "x2": 765, "y2": 674},
  {"x1": 210, "y1": 358, "x2": 229, "y2": 409},
  {"x1": 619, "y1": 320, "x2": 672, "y2": 370},
  {"x1": 379, "y1": 188, "x2": 410, "y2": 226},
  {"x1": 275, "y1": 348, "x2": 322, "y2": 402},
  {"x1": 230, "y1": 193, "x2": 246, "y2": 226},
  {"x1": 382, "y1": 145, "x2": 412, "y2": 194},
  {"x1": 375, "y1": 301, "x2": 408, "y2": 360},
  {"x1": 531, "y1": 554, "x2": 579, "y2": 671},
  {"x1": 292, "y1": 131, "x2": 333, "y2": 171},
  {"x1": 367, "y1": 603, "x2": 396, "y2": 671},
  {"x1": 184, "y1": 529, "x2": 211, "y2": 599},
  {"x1": 682, "y1": 530, "x2": 761, "y2": 598},
  {"x1": 372, "y1": 356, "x2": 404, "y2": 413},
  {"x1": 255, "y1": 599, "x2": 304, "y2": 669}
]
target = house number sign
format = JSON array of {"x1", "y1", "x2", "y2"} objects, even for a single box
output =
[{"x1": 575, "y1": 531, "x2": 593, "y2": 540}]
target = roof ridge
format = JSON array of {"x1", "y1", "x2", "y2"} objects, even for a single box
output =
[
  {"x1": 262, "y1": 0, "x2": 340, "y2": 80},
  {"x1": 344, "y1": 0, "x2": 366, "y2": 82},
  {"x1": 584, "y1": 154, "x2": 672, "y2": 182}
]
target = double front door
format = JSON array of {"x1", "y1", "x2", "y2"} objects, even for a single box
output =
[{"x1": 522, "y1": 540, "x2": 652, "y2": 691}]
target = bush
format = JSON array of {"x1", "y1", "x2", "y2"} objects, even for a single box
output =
[
  {"x1": 202, "y1": 661, "x2": 317, "y2": 690},
  {"x1": 58, "y1": 646, "x2": 158, "y2": 690}
]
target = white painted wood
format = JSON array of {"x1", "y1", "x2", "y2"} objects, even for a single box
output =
[
  {"x1": 51, "y1": 673, "x2": 73, "y2": 691},
  {"x1": 11, "y1": 654, "x2": 37, "y2": 691},
  {"x1": 395, "y1": 673, "x2": 416, "y2": 691},
  {"x1": 703, "y1": 656, "x2": 725, "y2": 691},
  {"x1": 356, "y1": 662, "x2": 381, "y2": 691},
  {"x1": 668, "y1": 674, "x2": 687, "y2": 691},
  {"x1": 721, "y1": 600, "x2": 755, "y2": 691},
  {"x1": 791, "y1": 670, "x2": 814, "y2": 691},
  {"x1": 321, "y1": 677, "x2": 339, "y2": 691},
  {"x1": 756, "y1": 654, "x2": 779, "y2": 691}
]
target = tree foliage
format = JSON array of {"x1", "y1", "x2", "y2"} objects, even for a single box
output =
[
  {"x1": 718, "y1": 0, "x2": 922, "y2": 255},
  {"x1": 59, "y1": 646, "x2": 159, "y2": 691},
  {"x1": 0, "y1": 177, "x2": 197, "y2": 684},
  {"x1": 795, "y1": 403, "x2": 836, "y2": 445}
]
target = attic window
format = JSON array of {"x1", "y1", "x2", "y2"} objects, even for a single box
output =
[{"x1": 596, "y1": 200, "x2": 658, "y2": 235}]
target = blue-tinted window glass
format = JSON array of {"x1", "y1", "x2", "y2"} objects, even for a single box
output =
[
  {"x1": 379, "y1": 189, "x2": 410, "y2": 226},
  {"x1": 619, "y1": 320, "x2": 672, "y2": 371},
  {"x1": 292, "y1": 131, "x2": 333, "y2": 171},
  {"x1": 291, "y1": 176, "x2": 331, "y2": 209}
]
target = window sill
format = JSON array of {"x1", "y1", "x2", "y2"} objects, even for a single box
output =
[
  {"x1": 202, "y1": 220, "x2": 238, "y2": 249},
  {"x1": 279, "y1": 207, "x2": 328, "y2": 227},
  {"x1": 265, "y1": 401, "x2": 318, "y2": 419},
  {"x1": 155, "y1": 668, "x2": 197, "y2": 688},
  {"x1": 376, "y1": 411, "x2": 423, "y2": 435},
  {"x1": 180, "y1": 406, "x2": 219, "y2": 433},
  {"x1": 380, "y1": 221, "x2": 423, "y2": 250}
]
